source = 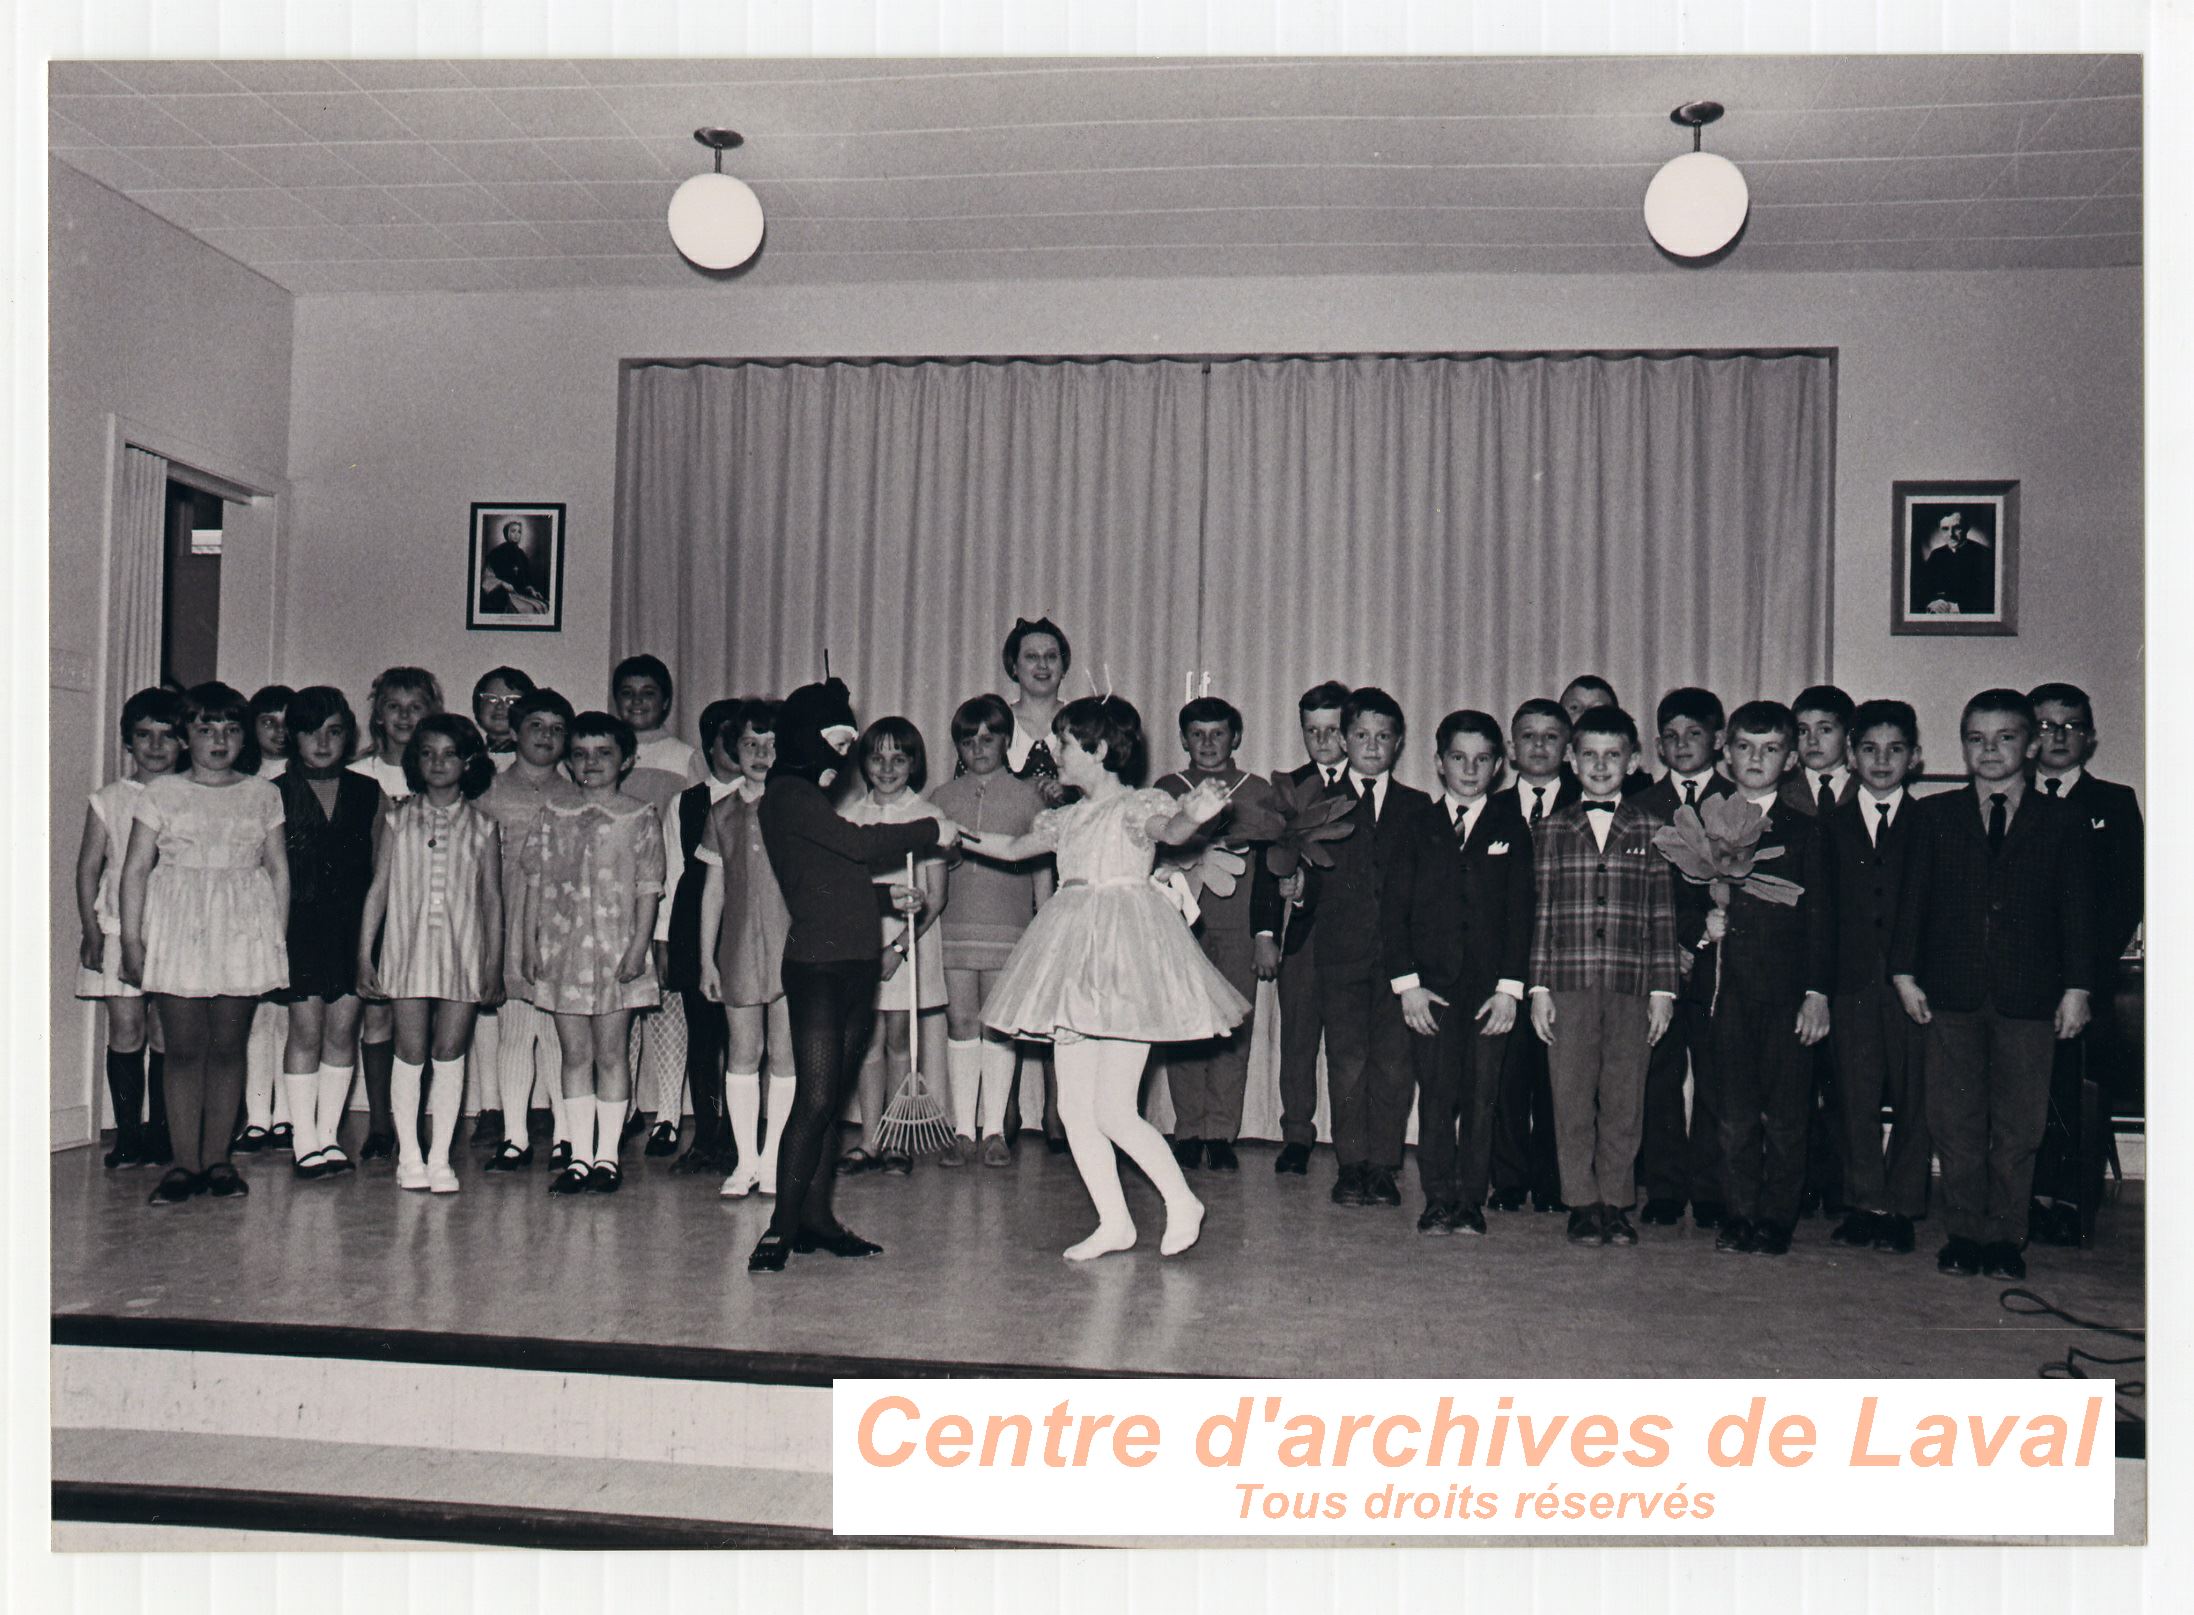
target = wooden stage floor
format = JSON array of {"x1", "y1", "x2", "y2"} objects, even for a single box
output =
[{"x1": 51, "y1": 1126, "x2": 2147, "y2": 1390}]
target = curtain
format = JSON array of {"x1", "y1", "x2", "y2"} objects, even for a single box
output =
[
  {"x1": 614, "y1": 350, "x2": 1835, "y2": 1141},
  {"x1": 105, "y1": 445, "x2": 169, "y2": 780}
]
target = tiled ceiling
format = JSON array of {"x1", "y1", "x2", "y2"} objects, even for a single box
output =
[{"x1": 48, "y1": 54, "x2": 2141, "y2": 293}]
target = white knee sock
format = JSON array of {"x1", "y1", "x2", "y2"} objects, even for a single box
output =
[
  {"x1": 469, "y1": 1010, "x2": 500, "y2": 1118},
  {"x1": 946, "y1": 1040, "x2": 983, "y2": 1140},
  {"x1": 426, "y1": 1058, "x2": 463, "y2": 1167},
  {"x1": 760, "y1": 1075, "x2": 795, "y2": 1191},
  {"x1": 498, "y1": 1003, "x2": 541, "y2": 1144},
  {"x1": 391, "y1": 1056, "x2": 426, "y2": 1167},
  {"x1": 280, "y1": 1072, "x2": 318, "y2": 1152},
  {"x1": 727, "y1": 1069, "x2": 761, "y2": 1171},
  {"x1": 978, "y1": 1038, "x2": 1017, "y2": 1138},
  {"x1": 564, "y1": 1094, "x2": 598, "y2": 1165},
  {"x1": 316, "y1": 1063, "x2": 354, "y2": 1154},
  {"x1": 596, "y1": 1095, "x2": 628, "y2": 1167}
]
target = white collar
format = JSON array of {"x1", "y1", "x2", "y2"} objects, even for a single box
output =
[
  {"x1": 1440, "y1": 791, "x2": 1487, "y2": 820},
  {"x1": 1745, "y1": 790, "x2": 1779, "y2": 811},
  {"x1": 1807, "y1": 764, "x2": 1849, "y2": 794},
  {"x1": 705, "y1": 773, "x2": 746, "y2": 803},
  {"x1": 1671, "y1": 768, "x2": 1715, "y2": 792},
  {"x1": 1519, "y1": 777, "x2": 1559, "y2": 798},
  {"x1": 1862, "y1": 785, "x2": 1906, "y2": 814},
  {"x1": 2038, "y1": 765, "x2": 2085, "y2": 794},
  {"x1": 1348, "y1": 769, "x2": 1387, "y2": 797}
]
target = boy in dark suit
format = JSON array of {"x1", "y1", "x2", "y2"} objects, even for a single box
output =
[
  {"x1": 1891, "y1": 689, "x2": 2096, "y2": 1281},
  {"x1": 1560, "y1": 675, "x2": 1655, "y2": 799},
  {"x1": 1389, "y1": 711, "x2": 1534, "y2": 1236},
  {"x1": 1528, "y1": 705, "x2": 1679, "y2": 1247},
  {"x1": 1825, "y1": 700, "x2": 1928, "y2": 1254},
  {"x1": 1780, "y1": 683, "x2": 1861, "y2": 1218},
  {"x1": 1253, "y1": 680, "x2": 1351, "y2": 1175},
  {"x1": 1706, "y1": 702, "x2": 1836, "y2": 1257},
  {"x1": 1634, "y1": 687, "x2": 1733, "y2": 1230},
  {"x1": 1299, "y1": 687, "x2": 1444, "y2": 1210},
  {"x1": 1486, "y1": 698, "x2": 1577, "y2": 1211},
  {"x1": 2025, "y1": 681, "x2": 2144, "y2": 1246}
]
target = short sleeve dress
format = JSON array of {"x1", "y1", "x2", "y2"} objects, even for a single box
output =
[
  {"x1": 136, "y1": 773, "x2": 289, "y2": 998},
  {"x1": 980, "y1": 788, "x2": 1250, "y2": 1044},
  {"x1": 695, "y1": 781, "x2": 792, "y2": 1008},
  {"x1": 843, "y1": 789, "x2": 950, "y2": 1011},
  {"x1": 928, "y1": 769, "x2": 1045, "y2": 972},
  {"x1": 375, "y1": 794, "x2": 500, "y2": 1003},
  {"x1": 76, "y1": 777, "x2": 151, "y2": 1000},
  {"x1": 525, "y1": 794, "x2": 667, "y2": 1015}
]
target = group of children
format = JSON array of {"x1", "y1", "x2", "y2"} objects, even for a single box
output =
[{"x1": 77, "y1": 623, "x2": 2141, "y2": 1282}]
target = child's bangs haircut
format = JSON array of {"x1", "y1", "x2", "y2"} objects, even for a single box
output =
[
  {"x1": 1792, "y1": 684, "x2": 1856, "y2": 726},
  {"x1": 1340, "y1": 686, "x2": 1405, "y2": 738},
  {"x1": 859, "y1": 716, "x2": 929, "y2": 793},
  {"x1": 284, "y1": 685, "x2": 355, "y2": 743},
  {"x1": 697, "y1": 698, "x2": 746, "y2": 757},
  {"x1": 2025, "y1": 681, "x2": 2093, "y2": 725},
  {"x1": 612, "y1": 653, "x2": 674, "y2": 708},
  {"x1": 118, "y1": 686, "x2": 184, "y2": 748},
  {"x1": 182, "y1": 681, "x2": 263, "y2": 774},
  {"x1": 249, "y1": 684, "x2": 296, "y2": 722},
  {"x1": 1435, "y1": 709, "x2": 1505, "y2": 752},
  {"x1": 1054, "y1": 695, "x2": 1143, "y2": 779},
  {"x1": 1511, "y1": 697, "x2": 1570, "y2": 732},
  {"x1": 1571, "y1": 705, "x2": 1639, "y2": 749},
  {"x1": 1567, "y1": 674, "x2": 1619, "y2": 704},
  {"x1": 1961, "y1": 688, "x2": 2036, "y2": 737},
  {"x1": 1178, "y1": 696, "x2": 1244, "y2": 744},
  {"x1": 474, "y1": 665, "x2": 537, "y2": 702},
  {"x1": 735, "y1": 697, "x2": 781, "y2": 740},
  {"x1": 1002, "y1": 616, "x2": 1073, "y2": 680},
  {"x1": 1655, "y1": 686, "x2": 1726, "y2": 733},
  {"x1": 402, "y1": 713, "x2": 496, "y2": 799},
  {"x1": 1298, "y1": 679, "x2": 1352, "y2": 716},
  {"x1": 1851, "y1": 698, "x2": 1920, "y2": 749},
  {"x1": 950, "y1": 693, "x2": 1012, "y2": 743},
  {"x1": 1726, "y1": 699, "x2": 1798, "y2": 746},
  {"x1": 367, "y1": 666, "x2": 446, "y2": 741},
  {"x1": 570, "y1": 709, "x2": 639, "y2": 765},
  {"x1": 511, "y1": 688, "x2": 576, "y2": 730}
]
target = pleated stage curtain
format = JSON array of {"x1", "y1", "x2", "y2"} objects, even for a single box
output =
[
  {"x1": 613, "y1": 349, "x2": 1834, "y2": 1142},
  {"x1": 106, "y1": 445, "x2": 170, "y2": 781}
]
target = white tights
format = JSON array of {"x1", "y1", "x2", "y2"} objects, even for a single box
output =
[{"x1": 1053, "y1": 1037, "x2": 1203, "y2": 1260}]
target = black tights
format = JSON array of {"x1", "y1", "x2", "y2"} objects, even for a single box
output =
[
  {"x1": 768, "y1": 958, "x2": 880, "y2": 1241},
  {"x1": 154, "y1": 995, "x2": 256, "y2": 1174},
  {"x1": 682, "y1": 989, "x2": 730, "y2": 1155}
]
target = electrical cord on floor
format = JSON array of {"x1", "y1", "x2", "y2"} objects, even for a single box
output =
[{"x1": 2000, "y1": 1287, "x2": 2146, "y2": 1451}]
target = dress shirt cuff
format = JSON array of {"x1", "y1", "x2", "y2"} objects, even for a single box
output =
[
  {"x1": 1528, "y1": 985, "x2": 1551, "y2": 1000},
  {"x1": 1649, "y1": 989, "x2": 1675, "y2": 1003},
  {"x1": 1495, "y1": 979, "x2": 1523, "y2": 1001},
  {"x1": 1253, "y1": 929, "x2": 1276, "y2": 941},
  {"x1": 1390, "y1": 974, "x2": 1420, "y2": 995}
]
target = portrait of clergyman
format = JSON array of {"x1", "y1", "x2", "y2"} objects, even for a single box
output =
[
  {"x1": 468, "y1": 502, "x2": 564, "y2": 631},
  {"x1": 1893, "y1": 481, "x2": 2019, "y2": 636}
]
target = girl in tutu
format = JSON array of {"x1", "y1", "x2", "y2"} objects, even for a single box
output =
[{"x1": 966, "y1": 696, "x2": 1248, "y2": 1260}]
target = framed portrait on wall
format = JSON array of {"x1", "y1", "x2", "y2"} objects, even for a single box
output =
[
  {"x1": 1891, "y1": 480, "x2": 2019, "y2": 636},
  {"x1": 468, "y1": 502, "x2": 564, "y2": 631}
]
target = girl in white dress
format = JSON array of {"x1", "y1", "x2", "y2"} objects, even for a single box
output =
[{"x1": 967, "y1": 696, "x2": 1247, "y2": 1261}]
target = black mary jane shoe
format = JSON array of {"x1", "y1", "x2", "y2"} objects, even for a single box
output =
[
  {"x1": 204, "y1": 1162, "x2": 249, "y2": 1198},
  {"x1": 549, "y1": 1141, "x2": 574, "y2": 1170},
  {"x1": 292, "y1": 1148, "x2": 331, "y2": 1182},
  {"x1": 644, "y1": 1121, "x2": 680, "y2": 1158},
  {"x1": 586, "y1": 1161, "x2": 623, "y2": 1194},
  {"x1": 793, "y1": 1225, "x2": 884, "y2": 1258},
  {"x1": 548, "y1": 1163, "x2": 592, "y2": 1196},
  {"x1": 483, "y1": 1141, "x2": 534, "y2": 1173},
  {"x1": 748, "y1": 1232, "x2": 792, "y2": 1273},
  {"x1": 230, "y1": 1125, "x2": 271, "y2": 1155},
  {"x1": 267, "y1": 1122, "x2": 295, "y2": 1153},
  {"x1": 147, "y1": 1167, "x2": 201, "y2": 1206}
]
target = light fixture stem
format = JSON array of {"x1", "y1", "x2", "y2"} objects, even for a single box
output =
[{"x1": 1693, "y1": 126, "x2": 1703, "y2": 152}]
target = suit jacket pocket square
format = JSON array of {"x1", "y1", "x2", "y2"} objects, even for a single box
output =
[
  {"x1": 1487, "y1": 842, "x2": 1510, "y2": 855},
  {"x1": 2093, "y1": 818, "x2": 2108, "y2": 829}
]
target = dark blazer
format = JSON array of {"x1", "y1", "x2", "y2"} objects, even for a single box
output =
[
  {"x1": 1824, "y1": 791, "x2": 1916, "y2": 996},
  {"x1": 1778, "y1": 767, "x2": 1861, "y2": 819},
  {"x1": 1385, "y1": 792, "x2": 1535, "y2": 1002},
  {"x1": 2055, "y1": 772, "x2": 2143, "y2": 973},
  {"x1": 1888, "y1": 784, "x2": 2097, "y2": 1019},
  {"x1": 1634, "y1": 771, "x2": 1735, "y2": 1003},
  {"x1": 1302, "y1": 774, "x2": 1441, "y2": 986},
  {"x1": 1715, "y1": 800, "x2": 1837, "y2": 1006}
]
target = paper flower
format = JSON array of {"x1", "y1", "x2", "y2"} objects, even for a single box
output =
[
  {"x1": 1652, "y1": 793, "x2": 1802, "y2": 1009},
  {"x1": 1226, "y1": 783, "x2": 1361, "y2": 878},
  {"x1": 1184, "y1": 843, "x2": 1248, "y2": 900}
]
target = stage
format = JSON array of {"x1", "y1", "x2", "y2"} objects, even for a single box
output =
[{"x1": 50, "y1": 1132, "x2": 2148, "y2": 1547}]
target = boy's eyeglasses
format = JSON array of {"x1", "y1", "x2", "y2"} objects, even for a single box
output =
[
  {"x1": 2036, "y1": 721, "x2": 2091, "y2": 740},
  {"x1": 477, "y1": 696, "x2": 519, "y2": 711}
]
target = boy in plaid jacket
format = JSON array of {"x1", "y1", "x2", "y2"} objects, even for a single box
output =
[{"x1": 1527, "y1": 706, "x2": 1681, "y2": 1247}]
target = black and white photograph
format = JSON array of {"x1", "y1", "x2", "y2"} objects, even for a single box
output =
[
  {"x1": 13, "y1": 1, "x2": 2183, "y2": 1602},
  {"x1": 1895, "y1": 481, "x2": 2021, "y2": 635},
  {"x1": 468, "y1": 501, "x2": 564, "y2": 630}
]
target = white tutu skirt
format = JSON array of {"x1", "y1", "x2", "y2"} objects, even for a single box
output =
[{"x1": 981, "y1": 878, "x2": 1251, "y2": 1044}]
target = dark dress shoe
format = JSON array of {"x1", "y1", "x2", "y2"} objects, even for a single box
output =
[
  {"x1": 147, "y1": 1167, "x2": 201, "y2": 1206},
  {"x1": 1045, "y1": 1134, "x2": 1069, "y2": 1155},
  {"x1": 1690, "y1": 1199, "x2": 1726, "y2": 1230},
  {"x1": 483, "y1": 1142, "x2": 533, "y2": 1172},
  {"x1": 586, "y1": 1162, "x2": 623, "y2": 1194},
  {"x1": 142, "y1": 1125, "x2": 174, "y2": 1166},
  {"x1": 1273, "y1": 1142, "x2": 1311, "y2": 1175},
  {"x1": 748, "y1": 1232, "x2": 791, "y2": 1273},
  {"x1": 1831, "y1": 1210, "x2": 1881, "y2": 1247},
  {"x1": 1366, "y1": 1168, "x2": 1403, "y2": 1207},
  {"x1": 1417, "y1": 1202, "x2": 1455, "y2": 1235},
  {"x1": 1936, "y1": 1237, "x2": 1982, "y2": 1276},
  {"x1": 1872, "y1": 1215, "x2": 1916, "y2": 1254},
  {"x1": 203, "y1": 1162, "x2": 248, "y2": 1198},
  {"x1": 1450, "y1": 1204, "x2": 1487, "y2": 1236},
  {"x1": 548, "y1": 1163, "x2": 591, "y2": 1196},
  {"x1": 1330, "y1": 1165, "x2": 1368, "y2": 1207},
  {"x1": 1171, "y1": 1137, "x2": 1204, "y2": 1170},
  {"x1": 2028, "y1": 1200, "x2": 2081, "y2": 1248},
  {"x1": 473, "y1": 1109, "x2": 504, "y2": 1146},
  {"x1": 1204, "y1": 1140, "x2": 1239, "y2": 1172},
  {"x1": 1978, "y1": 1240, "x2": 2027, "y2": 1280},
  {"x1": 231, "y1": 1125, "x2": 270, "y2": 1154},
  {"x1": 1532, "y1": 1192, "x2": 1569, "y2": 1214},
  {"x1": 359, "y1": 1130, "x2": 397, "y2": 1163},
  {"x1": 104, "y1": 1130, "x2": 145, "y2": 1170},
  {"x1": 1751, "y1": 1222, "x2": 1792, "y2": 1256},
  {"x1": 1566, "y1": 1206, "x2": 1602, "y2": 1244},
  {"x1": 1715, "y1": 1217, "x2": 1756, "y2": 1254},
  {"x1": 548, "y1": 1140, "x2": 573, "y2": 1169},
  {"x1": 267, "y1": 1123, "x2": 294, "y2": 1153},
  {"x1": 1639, "y1": 1197, "x2": 1684, "y2": 1227},
  {"x1": 644, "y1": 1121, "x2": 680, "y2": 1158},
  {"x1": 669, "y1": 1145, "x2": 719, "y2": 1175},
  {"x1": 1487, "y1": 1187, "x2": 1527, "y2": 1213},
  {"x1": 794, "y1": 1225, "x2": 884, "y2": 1258},
  {"x1": 1603, "y1": 1209, "x2": 1637, "y2": 1247}
]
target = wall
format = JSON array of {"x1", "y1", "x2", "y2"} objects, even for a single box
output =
[
  {"x1": 49, "y1": 159, "x2": 294, "y2": 1138},
  {"x1": 284, "y1": 266, "x2": 2143, "y2": 798}
]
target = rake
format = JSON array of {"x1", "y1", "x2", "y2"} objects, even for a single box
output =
[{"x1": 875, "y1": 852, "x2": 955, "y2": 1156}]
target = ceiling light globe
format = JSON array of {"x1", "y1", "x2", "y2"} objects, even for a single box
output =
[
  {"x1": 1642, "y1": 150, "x2": 1749, "y2": 259},
  {"x1": 668, "y1": 172, "x2": 764, "y2": 270}
]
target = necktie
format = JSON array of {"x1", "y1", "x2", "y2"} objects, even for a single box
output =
[
  {"x1": 1875, "y1": 800, "x2": 1892, "y2": 844},
  {"x1": 1324, "y1": 767, "x2": 1339, "y2": 788},
  {"x1": 1682, "y1": 779, "x2": 1699, "y2": 810},
  {"x1": 1453, "y1": 805, "x2": 1470, "y2": 844},
  {"x1": 1530, "y1": 787, "x2": 1547, "y2": 827},
  {"x1": 1817, "y1": 775, "x2": 1837, "y2": 816},
  {"x1": 1987, "y1": 791, "x2": 2008, "y2": 856},
  {"x1": 2044, "y1": 776, "x2": 2062, "y2": 797}
]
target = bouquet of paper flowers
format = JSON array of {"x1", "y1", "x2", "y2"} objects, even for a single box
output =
[{"x1": 1652, "y1": 793, "x2": 1804, "y2": 1011}]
